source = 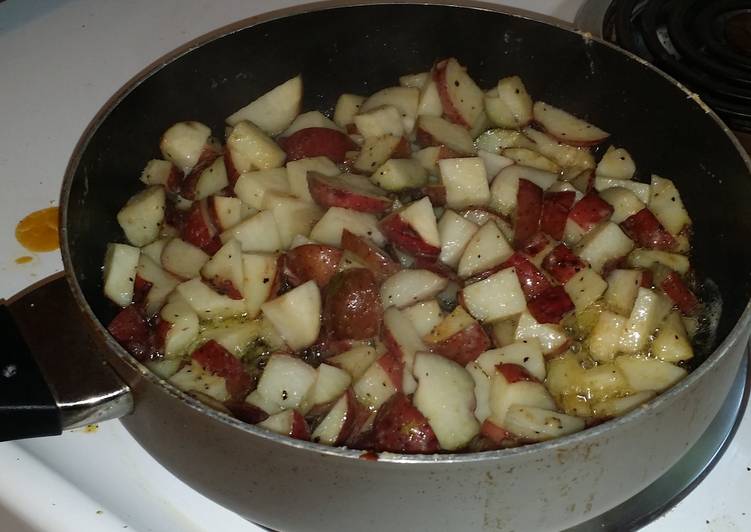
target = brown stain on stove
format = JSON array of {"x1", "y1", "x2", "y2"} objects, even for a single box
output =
[
  {"x1": 15, "y1": 206, "x2": 60, "y2": 252},
  {"x1": 15, "y1": 256, "x2": 33, "y2": 264}
]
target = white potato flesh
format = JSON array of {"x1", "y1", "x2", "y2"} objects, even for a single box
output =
[
  {"x1": 139, "y1": 159, "x2": 174, "y2": 186},
  {"x1": 397, "y1": 197, "x2": 442, "y2": 247},
  {"x1": 176, "y1": 278, "x2": 247, "y2": 320},
  {"x1": 522, "y1": 127, "x2": 595, "y2": 170},
  {"x1": 418, "y1": 78, "x2": 443, "y2": 117},
  {"x1": 474, "y1": 341, "x2": 546, "y2": 382},
  {"x1": 226, "y1": 75, "x2": 303, "y2": 135},
  {"x1": 286, "y1": 156, "x2": 340, "y2": 203},
  {"x1": 201, "y1": 239, "x2": 243, "y2": 292},
  {"x1": 615, "y1": 355, "x2": 688, "y2": 392},
  {"x1": 488, "y1": 377, "x2": 555, "y2": 427},
  {"x1": 649, "y1": 175, "x2": 691, "y2": 235},
  {"x1": 501, "y1": 148, "x2": 560, "y2": 173},
  {"x1": 403, "y1": 299, "x2": 443, "y2": 338},
  {"x1": 212, "y1": 196, "x2": 244, "y2": 231},
  {"x1": 591, "y1": 391, "x2": 656, "y2": 418},
  {"x1": 201, "y1": 320, "x2": 260, "y2": 359},
  {"x1": 170, "y1": 360, "x2": 229, "y2": 402},
  {"x1": 627, "y1": 248, "x2": 689, "y2": 275},
  {"x1": 415, "y1": 115, "x2": 475, "y2": 155},
  {"x1": 327, "y1": 344, "x2": 382, "y2": 380},
  {"x1": 588, "y1": 310, "x2": 627, "y2": 362},
  {"x1": 598, "y1": 187, "x2": 644, "y2": 224},
  {"x1": 333, "y1": 94, "x2": 366, "y2": 128},
  {"x1": 261, "y1": 281, "x2": 321, "y2": 351},
  {"x1": 489, "y1": 164, "x2": 557, "y2": 215},
  {"x1": 594, "y1": 177, "x2": 650, "y2": 204},
  {"x1": 462, "y1": 268, "x2": 527, "y2": 322},
  {"x1": 194, "y1": 157, "x2": 229, "y2": 200},
  {"x1": 160, "y1": 121, "x2": 211, "y2": 173},
  {"x1": 136, "y1": 254, "x2": 180, "y2": 316},
  {"x1": 457, "y1": 221, "x2": 513, "y2": 278},
  {"x1": 353, "y1": 359, "x2": 397, "y2": 410},
  {"x1": 221, "y1": 210, "x2": 281, "y2": 253},
  {"x1": 249, "y1": 354, "x2": 318, "y2": 415},
  {"x1": 310, "y1": 207, "x2": 385, "y2": 247},
  {"x1": 438, "y1": 210, "x2": 479, "y2": 269},
  {"x1": 576, "y1": 222, "x2": 634, "y2": 273},
  {"x1": 273, "y1": 200, "x2": 323, "y2": 250},
  {"x1": 504, "y1": 406, "x2": 586, "y2": 441},
  {"x1": 282, "y1": 111, "x2": 341, "y2": 137},
  {"x1": 383, "y1": 306, "x2": 425, "y2": 394},
  {"x1": 620, "y1": 288, "x2": 673, "y2": 353},
  {"x1": 563, "y1": 268, "x2": 607, "y2": 312},
  {"x1": 310, "y1": 393, "x2": 351, "y2": 445},
  {"x1": 161, "y1": 238, "x2": 209, "y2": 279},
  {"x1": 380, "y1": 269, "x2": 449, "y2": 309},
  {"x1": 477, "y1": 149, "x2": 515, "y2": 179},
  {"x1": 159, "y1": 299, "x2": 199, "y2": 357},
  {"x1": 103, "y1": 243, "x2": 140, "y2": 307},
  {"x1": 604, "y1": 269, "x2": 642, "y2": 316},
  {"x1": 234, "y1": 168, "x2": 290, "y2": 210},
  {"x1": 596, "y1": 146, "x2": 635, "y2": 180},
  {"x1": 227, "y1": 121, "x2": 286, "y2": 172},
  {"x1": 485, "y1": 75, "x2": 533, "y2": 129},
  {"x1": 514, "y1": 312, "x2": 571, "y2": 355},
  {"x1": 354, "y1": 106, "x2": 405, "y2": 138},
  {"x1": 360, "y1": 86, "x2": 420, "y2": 134},
  {"x1": 117, "y1": 186, "x2": 166, "y2": 247},
  {"x1": 303, "y1": 364, "x2": 352, "y2": 410},
  {"x1": 413, "y1": 352, "x2": 479, "y2": 451},
  {"x1": 532, "y1": 101, "x2": 609, "y2": 146},
  {"x1": 652, "y1": 311, "x2": 694, "y2": 363},
  {"x1": 438, "y1": 157, "x2": 490, "y2": 209},
  {"x1": 241, "y1": 253, "x2": 278, "y2": 318},
  {"x1": 354, "y1": 135, "x2": 405, "y2": 174},
  {"x1": 371, "y1": 159, "x2": 428, "y2": 191}
]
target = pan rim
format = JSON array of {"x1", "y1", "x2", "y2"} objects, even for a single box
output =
[{"x1": 59, "y1": 0, "x2": 751, "y2": 464}]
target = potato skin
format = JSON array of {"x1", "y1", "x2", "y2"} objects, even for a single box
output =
[{"x1": 323, "y1": 268, "x2": 383, "y2": 340}]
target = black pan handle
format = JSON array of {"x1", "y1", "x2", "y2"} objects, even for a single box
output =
[
  {"x1": 0, "y1": 274, "x2": 133, "y2": 442},
  {"x1": 0, "y1": 304, "x2": 62, "y2": 440}
]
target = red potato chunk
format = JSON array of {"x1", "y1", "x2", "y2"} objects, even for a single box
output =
[
  {"x1": 527, "y1": 285, "x2": 575, "y2": 324},
  {"x1": 496, "y1": 363, "x2": 537, "y2": 383},
  {"x1": 279, "y1": 127, "x2": 357, "y2": 163},
  {"x1": 285, "y1": 244, "x2": 343, "y2": 288},
  {"x1": 540, "y1": 191, "x2": 576, "y2": 241},
  {"x1": 431, "y1": 322, "x2": 491, "y2": 366},
  {"x1": 323, "y1": 268, "x2": 383, "y2": 340},
  {"x1": 620, "y1": 208, "x2": 677, "y2": 251},
  {"x1": 379, "y1": 213, "x2": 441, "y2": 259},
  {"x1": 180, "y1": 200, "x2": 222, "y2": 255},
  {"x1": 542, "y1": 243, "x2": 588, "y2": 284},
  {"x1": 568, "y1": 192, "x2": 614, "y2": 232},
  {"x1": 192, "y1": 339, "x2": 252, "y2": 400},
  {"x1": 500, "y1": 253, "x2": 552, "y2": 301},
  {"x1": 514, "y1": 179, "x2": 543, "y2": 248},
  {"x1": 369, "y1": 393, "x2": 440, "y2": 453},
  {"x1": 107, "y1": 305, "x2": 160, "y2": 361},
  {"x1": 660, "y1": 271, "x2": 699, "y2": 315},
  {"x1": 341, "y1": 229, "x2": 401, "y2": 282},
  {"x1": 307, "y1": 172, "x2": 392, "y2": 214}
]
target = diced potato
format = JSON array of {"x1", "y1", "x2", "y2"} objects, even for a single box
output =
[
  {"x1": 592, "y1": 391, "x2": 656, "y2": 417},
  {"x1": 588, "y1": 311, "x2": 627, "y2": 362},
  {"x1": 503, "y1": 406, "x2": 585, "y2": 441},
  {"x1": 615, "y1": 355, "x2": 687, "y2": 392},
  {"x1": 652, "y1": 311, "x2": 694, "y2": 363},
  {"x1": 564, "y1": 268, "x2": 607, "y2": 313}
]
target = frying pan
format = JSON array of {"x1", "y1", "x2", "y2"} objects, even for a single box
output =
[{"x1": 2, "y1": 2, "x2": 750, "y2": 530}]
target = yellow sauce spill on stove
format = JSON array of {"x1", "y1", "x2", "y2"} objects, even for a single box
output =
[
  {"x1": 15, "y1": 206, "x2": 59, "y2": 252},
  {"x1": 15, "y1": 256, "x2": 33, "y2": 264}
]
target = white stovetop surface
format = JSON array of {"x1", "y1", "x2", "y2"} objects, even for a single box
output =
[{"x1": 0, "y1": 1, "x2": 749, "y2": 530}]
